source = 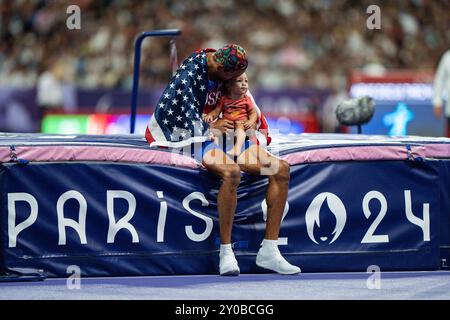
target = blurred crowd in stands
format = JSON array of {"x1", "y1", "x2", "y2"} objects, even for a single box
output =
[{"x1": 0, "y1": 0, "x2": 449, "y2": 92}]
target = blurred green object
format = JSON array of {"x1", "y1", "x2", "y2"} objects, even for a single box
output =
[{"x1": 41, "y1": 114, "x2": 89, "y2": 134}]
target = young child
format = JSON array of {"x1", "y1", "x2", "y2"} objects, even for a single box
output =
[{"x1": 204, "y1": 73, "x2": 258, "y2": 156}]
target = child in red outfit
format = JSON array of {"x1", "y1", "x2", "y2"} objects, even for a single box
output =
[{"x1": 204, "y1": 73, "x2": 258, "y2": 156}]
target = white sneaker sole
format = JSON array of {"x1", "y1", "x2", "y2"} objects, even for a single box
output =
[
  {"x1": 220, "y1": 267, "x2": 240, "y2": 276},
  {"x1": 256, "y1": 258, "x2": 301, "y2": 275}
]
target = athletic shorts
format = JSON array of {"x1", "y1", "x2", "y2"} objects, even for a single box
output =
[{"x1": 193, "y1": 137, "x2": 254, "y2": 163}]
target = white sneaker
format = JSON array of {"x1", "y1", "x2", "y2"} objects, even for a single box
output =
[
  {"x1": 219, "y1": 253, "x2": 240, "y2": 276},
  {"x1": 256, "y1": 246, "x2": 301, "y2": 275}
]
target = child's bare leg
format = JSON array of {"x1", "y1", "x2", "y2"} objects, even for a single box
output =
[{"x1": 227, "y1": 122, "x2": 246, "y2": 157}]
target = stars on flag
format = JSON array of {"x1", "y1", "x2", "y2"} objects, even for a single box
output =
[{"x1": 153, "y1": 51, "x2": 210, "y2": 143}]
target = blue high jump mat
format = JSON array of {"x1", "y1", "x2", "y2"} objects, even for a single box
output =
[
  {"x1": 0, "y1": 133, "x2": 449, "y2": 278},
  {"x1": 0, "y1": 267, "x2": 46, "y2": 282}
]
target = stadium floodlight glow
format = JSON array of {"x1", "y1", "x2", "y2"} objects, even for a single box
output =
[{"x1": 130, "y1": 29, "x2": 182, "y2": 134}]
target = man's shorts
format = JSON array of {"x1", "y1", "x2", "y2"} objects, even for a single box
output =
[{"x1": 193, "y1": 137, "x2": 254, "y2": 163}]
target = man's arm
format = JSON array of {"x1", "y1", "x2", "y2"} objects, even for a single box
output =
[
  {"x1": 209, "y1": 118, "x2": 234, "y2": 135},
  {"x1": 246, "y1": 90, "x2": 261, "y2": 122}
]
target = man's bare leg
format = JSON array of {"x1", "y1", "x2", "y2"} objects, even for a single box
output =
[
  {"x1": 203, "y1": 147, "x2": 241, "y2": 275},
  {"x1": 237, "y1": 144, "x2": 301, "y2": 274},
  {"x1": 227, "y1": 121, "x2": 246, "y2": 157}
]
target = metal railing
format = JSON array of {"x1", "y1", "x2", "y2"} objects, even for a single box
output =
[{"x1": 130, "y1": 29, "x2": 182, "y2": 133}]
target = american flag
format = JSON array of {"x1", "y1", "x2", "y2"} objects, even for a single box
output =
[{"x1": 145, "y1": 50, "x2": 211, "y2": 148}]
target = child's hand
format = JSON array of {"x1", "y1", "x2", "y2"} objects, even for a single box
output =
[{"x1": 204, "y1": 114, "x2": 215, "y2": 123}]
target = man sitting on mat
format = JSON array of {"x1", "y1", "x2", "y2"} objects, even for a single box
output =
[{"x1": 145, "y1": 44, "x2": 300, "y2": 276}]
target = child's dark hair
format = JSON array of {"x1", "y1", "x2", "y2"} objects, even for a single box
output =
[{"x1": 223, "y1": 78, "x2": 235, "y2": 95}]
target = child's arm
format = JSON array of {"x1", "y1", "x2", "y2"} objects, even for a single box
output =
[
  {"x1": 243, "y1": 108, "x2": 258, "y2": 130},
  {"x1": 203, "y1": 106, "x2": 222, "y2": 123}
]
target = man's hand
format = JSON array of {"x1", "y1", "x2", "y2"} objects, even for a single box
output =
[
  {"x1": 434, "y1": 104, "x2": 442, "y2": 118},
  {"x1": 243, "y1": 119, "x2": 256, "y2": 130},
  {"x1": 210, "y1": 118, "x2": 234, "y2": 134}
]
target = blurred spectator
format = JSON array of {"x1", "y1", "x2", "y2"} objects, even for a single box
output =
[
  {"x1": 0, "y1": 0, "x2": 449, "y2": 91},
  {"x1": 433, "y1": 48, "x2": 450, "y2": 137},
  {"x1": 36, "y1": 59, "x2": 66, "y2": 129}
]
